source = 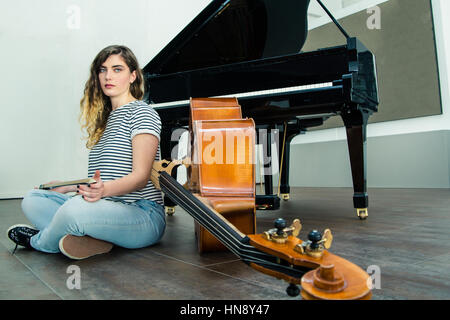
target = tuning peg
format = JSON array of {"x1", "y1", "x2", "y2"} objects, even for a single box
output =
[
  {"x1": 262, "y1": 218, "x2": 302, "y2": 244},
  {"x1": 320, "y1": 229, "x2": 333, "y2": 249},
  {"x1": 294, "y1": 228, "x2": 333, "y2": 258},
  {"x1": 308, "y1": 230, "x2": 322, "y2": 250},
  {"x1": 290, "y1": 219, "x2": 302, "y2": 237},
  {"x1": 274, "y1": 218, "x2": 286, "y2": 236}
]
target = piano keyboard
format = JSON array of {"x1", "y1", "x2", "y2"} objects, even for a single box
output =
[{"x1": 152, "y1": 82, "x2": 333, "y2": 109}]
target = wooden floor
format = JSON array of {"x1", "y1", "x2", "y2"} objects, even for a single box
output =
[{"x1": 0, "y1": 187, "x2": 449, "y2": 300}]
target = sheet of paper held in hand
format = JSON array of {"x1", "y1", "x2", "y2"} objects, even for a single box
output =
[{"x1": 39, "y1": 178, "x2": 97, "y2": 190}]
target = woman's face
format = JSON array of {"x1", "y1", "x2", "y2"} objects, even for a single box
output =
[{"x1": 98, "y1": 54, "x2": 136, "y2": 98}]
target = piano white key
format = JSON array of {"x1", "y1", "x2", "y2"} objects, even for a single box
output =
[
  {"x1": 216, "y1": 82, "x2": 333, "y2": 98},
  {"x1": 151, "y1": 82, "x2": 333, "y2": 108}
]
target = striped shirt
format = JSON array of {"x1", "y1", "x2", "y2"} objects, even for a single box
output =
[{"x1": 88, "y1": 100, "x2": 163, "y2": 205}]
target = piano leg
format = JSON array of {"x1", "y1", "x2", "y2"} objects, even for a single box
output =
[
  {"x1": 255, "y1": 126, "x2": 280, "y2": 210},
  {"x1": 341, "y1": 109, "x2": 370, "y2": 220},
  {"x1": 160, "y1": 125, "x2": 174, "y2": 160},
  {"x1": 161, "y1": 126, "x2": 178, "y2": 215},
  {"x1": 278, "y1": 122, "x2": 305, "y2": 201},
  {"x1": 262, "y1": 128, "x2": 274, "y2": 197}
]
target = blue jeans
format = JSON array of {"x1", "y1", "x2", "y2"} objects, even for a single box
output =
[{"x1": 21, "y1": 189, "x2": 166, "y2": 253}]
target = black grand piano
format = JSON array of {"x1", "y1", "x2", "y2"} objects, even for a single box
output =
[{"x1": 142, "y1": 0, "x2": 379, "y2": 219}]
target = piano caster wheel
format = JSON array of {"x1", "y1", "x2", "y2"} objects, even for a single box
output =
[
  {"x1": 286, "y1": 283, "x2": 300, "y2": 297},
  {"x1": 281, "y1": 193, "x2": 290, "y2": 201},
  {"x1": 357, "y1": 208, "x2": 368, "y2": 220},
  {"x1": 165, "y1": 206, "x2": 175, "y2": 216}
]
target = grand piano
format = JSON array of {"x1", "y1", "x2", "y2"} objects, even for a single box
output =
[{"x1": 142, "y1": 0, "x2": 379, "y2": 219}]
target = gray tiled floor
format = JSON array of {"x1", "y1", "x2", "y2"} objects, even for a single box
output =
[{"x1": 1, "y1": 187, "x2": 449, "y2": 300}]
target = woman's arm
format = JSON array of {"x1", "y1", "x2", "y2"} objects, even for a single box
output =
[
  {"x1": 78, "y1": 133, "x2": 159, "y2": 202},
  {"x1": 104, "y1": 133, "x2": 159, "y2": 197}
]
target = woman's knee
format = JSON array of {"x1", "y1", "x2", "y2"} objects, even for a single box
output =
[
  {"x1": 22, "y1": 189, "x2": 67, "y2": 208},
  {"x1": 22, "y1": 189, "x2": 46, "y2": 203},
  {"x1": 54, "y1": 197, "x2": 83, "y2": 221},
  {"x1": 21, "y1": 189, "x2": 48, "y2": 215},
  {"x1": 21, "y1": 189, "x2": 67, "y2": 215}
]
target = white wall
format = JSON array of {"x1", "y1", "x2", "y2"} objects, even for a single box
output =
[{"x1": 0, "y1": 0, "x2": 209, "y2": 198}]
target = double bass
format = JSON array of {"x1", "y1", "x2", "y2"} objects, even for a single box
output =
[
  {"x1": 150, "y1": 98, "x2": 372, "y2": 300},
  {"x1": 188, "y1": 97, "x2": 256, "y2": 252}
]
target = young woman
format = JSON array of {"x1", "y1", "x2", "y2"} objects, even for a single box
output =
[{"x1": 7, "y1": 45, "x2": 166, "y2": 259}]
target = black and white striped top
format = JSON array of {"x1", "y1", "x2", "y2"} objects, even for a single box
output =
[{"x1": 88, "y1": 100, "x2": 163, "y2": 205}]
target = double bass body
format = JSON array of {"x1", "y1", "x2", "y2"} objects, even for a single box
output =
[{"x1": 188, "y1": 97, "x2": 257, "y2": 253}]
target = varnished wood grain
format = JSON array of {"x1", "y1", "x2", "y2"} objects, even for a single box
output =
[{"x1": 189, "y1": 98, "x2": 257, "y2": 253}]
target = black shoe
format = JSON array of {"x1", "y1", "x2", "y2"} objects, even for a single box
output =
[{"x1": 7, "y1": 224, "x2": 39, "y2": 254}]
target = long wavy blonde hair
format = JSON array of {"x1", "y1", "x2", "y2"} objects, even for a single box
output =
[{"x1": 79, "y1": 45, "x2": 145, "y2": 149}]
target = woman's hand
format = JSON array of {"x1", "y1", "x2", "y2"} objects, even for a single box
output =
[{"x1": 77, "y1": 170, "x2": 105, "y2": 202}]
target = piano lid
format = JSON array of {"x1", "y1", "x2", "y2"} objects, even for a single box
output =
[{"x1": 143, "y1": 0, "x2": 311, "y2": 76}]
